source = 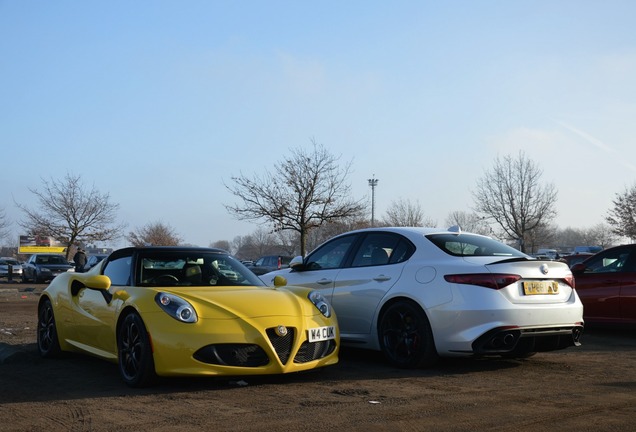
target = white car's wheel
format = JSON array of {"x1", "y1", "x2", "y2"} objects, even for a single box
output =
[{"x1": 378, "y1": 300, "x2": 438, "y2": 368}]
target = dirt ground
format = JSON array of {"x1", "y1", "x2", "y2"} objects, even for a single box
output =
[{"x1": 1, "y1": 282, "x2": 635, "y2": 432}]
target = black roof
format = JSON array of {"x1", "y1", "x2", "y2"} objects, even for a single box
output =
[{"x1": 109, "y1": 246, "x2": 230, "y2": 260}]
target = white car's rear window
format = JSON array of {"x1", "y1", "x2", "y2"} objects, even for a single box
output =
[{"x1": 426, "y1": 233, "x2": 525, "y2": 258}]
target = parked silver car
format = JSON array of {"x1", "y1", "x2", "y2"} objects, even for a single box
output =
[
  {"x1": 0, "y1": 257, "x2": 23, "y2": 280},
  {"x1": 262, "y1": 226, "x2": 584, "y2": 368}
]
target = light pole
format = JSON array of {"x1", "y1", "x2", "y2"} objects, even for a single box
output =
[{"x1": 368, "y1": 175, "x2": 379, "y2": 226}]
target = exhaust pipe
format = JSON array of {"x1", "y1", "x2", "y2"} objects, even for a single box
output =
[
  {"x1": 489, "y1": 332, "x2": 517, "y2": 349},
  {"x1": 503, "y1": 333, "x2": 515, "y2": 346},
  {"x1": 572, "y1": 327, "x2": 583, "y2": 346}
]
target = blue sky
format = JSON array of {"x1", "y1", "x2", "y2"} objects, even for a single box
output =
[{"x1": 2, "y1": 1, "x2": 636, "y2": 248}]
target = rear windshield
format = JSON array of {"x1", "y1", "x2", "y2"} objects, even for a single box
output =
[{"x1": 426, "y1": 233, "x2": 526, "y2": 258}]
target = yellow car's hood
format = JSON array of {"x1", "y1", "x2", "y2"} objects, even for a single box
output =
[{"x1": 154, "y1": 286, "x2": 316, "y2": 320}]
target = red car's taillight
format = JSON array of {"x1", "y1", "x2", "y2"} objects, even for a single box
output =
[{"x1": 444, "y1": 273, "x2": 522, "y2": 290}]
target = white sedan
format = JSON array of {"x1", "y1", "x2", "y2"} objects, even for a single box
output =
[{"x1": 261, "y1": 226, "x2": 584, "y2": 368}]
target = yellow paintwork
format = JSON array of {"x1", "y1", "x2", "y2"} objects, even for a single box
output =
[{"x1": 41, "y1": 271, "x2": 339, "y2": 376}]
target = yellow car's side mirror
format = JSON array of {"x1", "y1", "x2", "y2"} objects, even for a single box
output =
[
  {"x1": 273, "y1": 275, "x2": 287, "y2": 287},
  {"x1": 83, "y1": 275, "x2": 111, "y2": 290}
]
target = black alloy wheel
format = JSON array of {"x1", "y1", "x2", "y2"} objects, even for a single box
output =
[
  {"x1": 378, "y1": 300, "x2": 438, "y2": 368},
  {"x1": 118, "y1": 312, "x2": 156, "y2": 387},
  {"x1": 37, "y1": 298, "x2": 61, "y2": 357}
]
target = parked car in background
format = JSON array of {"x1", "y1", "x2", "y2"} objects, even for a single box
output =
[
  {"x1": 537, "y1": 249, "x2": 558, "y2": 260},
  {"x1": 0, "y1": 257, "x2": 23, "y2": 280},
  {"x1": 530, "y1": 253, "x2": 552, "y2": 260},
  {"x1": 262, "y1": 226, "x2": 583, "y2": 368},
  {"x1": 247, "y1": 255, "x2": 293, "y2": 275},
  {"x1": 37, "y1": 246, "x2": 339, "y2": 387},
  {"x1": 22, "y1": 253, "x2": 74, "y2": 283},
  {"x1": 85, "y1": 254, "x2": 109, "y2": 270},
  {"x1": 574, "y1": 246, "x2": 603, "y2": 254},
  {"x1": 558, "y1": 252, "x2": 594, "y2": 268},
  {"x1": 571, "y1": 244, "x2": 636, "y2": 326}
]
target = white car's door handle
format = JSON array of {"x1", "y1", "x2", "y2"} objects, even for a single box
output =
[
  {"x1": 373, "y1": 275, "x2": 391, "y2": 282},
  {"x1": 316, "y1": 278, "x2": 333, "y2": 285}
]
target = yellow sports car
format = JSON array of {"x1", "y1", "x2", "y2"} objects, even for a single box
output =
[{"x1": 37, "y1": 246, "x2": 339, "y2": 387}]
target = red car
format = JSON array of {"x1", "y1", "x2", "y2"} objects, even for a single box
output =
[{"x1": 571, "y1": 244, "x2": 636, "y2": 326}]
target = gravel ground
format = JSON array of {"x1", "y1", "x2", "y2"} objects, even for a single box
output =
[{"x1": 1, "y1": 281, "x2": 635, "y2": 432}]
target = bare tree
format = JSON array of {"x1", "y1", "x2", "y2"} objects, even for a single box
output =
[
  {"x1": 585, "y1": 223, "x2": 618, "y2": 248},
  {"x1": 606, "y1": 184, "x2": 636, "y2": 241},
  {"x1": 127, "y1": 221, "x2": 182, "y2": 246},
  {"x1": 0, "y1": 207, "x2": 10, "y2": 243},
  {"x1": 231, "y1": 235, "x2": 248, "y2": 259},
  {"x1": 554, "y1": 226, "x2": 586, "y2": 250},
  {"x1": 552, "y1": 224, "x2": 617, "y2": 252},
  {"x1": 245, "y1": 228, "x2": 277, "y2": 258},
  {"x1": 230, "y1": 232, "x2": 265, "y2": 261},
  {"x1": 225, "y1": 140, "x2": 365, "y2": 255},
  {"x1": 381, "y1": 198, "x2": 434, "y2": 227},
  {"x1": 274, "y1": 229, "x2": 299, "y2": 256},
  {"x1": 304, "y1": 216, "x2": 371, "y2": 253},
  {"x1": 472, "y1": 152, "x2": 558, "y2": 253},
  {"x1": 210, "y1": 239, "x2": 231, "y2": 252},
  {"x1": 228, "y1": 228, "x2": 293, "y2": 260},
  {"x1": 525, "y1": 223, "x2": 558, "y2": 253},
  {"x1": 16, "y1": 173, "x2": 125, "y2": 259},
  {"x1": 445, "y1": 210, "x2": 492, "y2": 235}
]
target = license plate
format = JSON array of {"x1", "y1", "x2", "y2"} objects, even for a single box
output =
[
  {"x1": 308, "y1": 326, "x2": 336, "y2": 342},
  {"x1": 522, "y1": 281, "x2": 559, "y2": 295}
]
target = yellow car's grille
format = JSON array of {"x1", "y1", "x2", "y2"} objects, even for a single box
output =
[
  {"x1": 266, "y1": 327, "x2": 295, "y2": 364},
  {"x1": 193, "y1": 327, "x2": 336, "y2": 367},
  {"x1": 294, "y1": 339, "x2": 337, "y2": 363},
  {"x1": 193, "y1": 344, "x2": 269, "y2": 367}
]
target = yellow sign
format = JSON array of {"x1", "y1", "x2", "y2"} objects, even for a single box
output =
[
  {"x1": 18, "y1": 235, "x2": 67, "y2": 254},
  {"x1": 19, "y1": 246, "x2": 67, "y2": 254}
]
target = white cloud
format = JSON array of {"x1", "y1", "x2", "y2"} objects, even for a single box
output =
[{"x1": 556, "y1": 120, "x2": 636, "y2": 172}]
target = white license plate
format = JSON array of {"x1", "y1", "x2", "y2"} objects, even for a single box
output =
[{"x1": 308, "y1": 326, "x2": 336, "y2": 342}]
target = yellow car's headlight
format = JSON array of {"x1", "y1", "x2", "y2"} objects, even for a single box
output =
[
  {"x1": 155, "y1": 292, "x2": 198, "y2": 323},
  {"x1": 308, "y1": 291, "x2": 331, "y2": 318}
]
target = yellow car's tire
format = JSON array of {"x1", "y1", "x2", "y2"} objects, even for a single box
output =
[
  {"x1": 117, "y1": 312, "x2": 157, "y2": 387},
  {"x1": 37, "y1": 298, "x2": 62, "y2": 358}
]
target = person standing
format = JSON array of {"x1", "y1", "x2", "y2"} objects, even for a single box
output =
[{"x1": 73, "y1": 248, "x2": 87, "y2": 273}]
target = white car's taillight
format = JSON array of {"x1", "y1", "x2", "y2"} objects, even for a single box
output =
[{"x1": 444, "y1": 273, "x2": 522, "y2": 290}]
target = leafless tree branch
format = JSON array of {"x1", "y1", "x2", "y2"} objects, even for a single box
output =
[
  {"x1": 16, "y1": 173, "x2": 126, "y2": 259},
  {"x1": 224, "y1": 139, "x2": 365, "y2": 255},
  {"x1": 472, "y1": 152, "x2": 557, "y2": 252}
]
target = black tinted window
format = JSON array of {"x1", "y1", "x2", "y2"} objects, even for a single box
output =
[
  {"x1": 427, "y1": 233, "x2": 524, "y2": 257},
  {"x1": 351, "y1": 233, "x2": 413, "y2": 267},
  {"x1": 103, "y1": 254, "x2": 133, "y2": 286},
  {"x1": 583, "y1": 248, "x2": 633, "y2": 273},
  {"x1": 389, "y1": 239, "x2": 416, "y2": 264},
  {"x1": 306, "y1": 235, "x2": 357, "y2": 270}
]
